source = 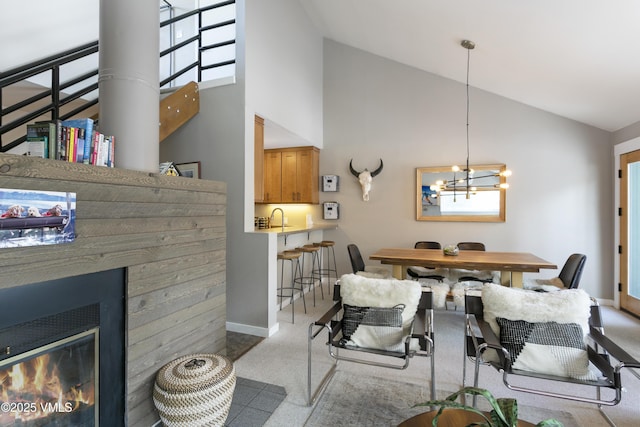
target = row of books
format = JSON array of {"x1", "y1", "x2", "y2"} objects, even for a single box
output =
[{"x1": 26, "y1": 118, "x2": 115, "y2": 167}]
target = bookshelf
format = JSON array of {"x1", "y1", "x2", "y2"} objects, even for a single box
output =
[{"x1": 26, "y1": 118, "x2": 115, "y2": 167}]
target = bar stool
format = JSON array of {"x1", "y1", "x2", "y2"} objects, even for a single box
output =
[
  {"x1": 294, "y1": 244, "x2": 323, "y2": 306},
  {"x1": 313, "y1": 240, "x2": 338, "y2": 296},
  {"x1": 277, "y1": 250, "x2": 305, "y2": 323}
]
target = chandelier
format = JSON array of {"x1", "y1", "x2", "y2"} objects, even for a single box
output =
[{"x1": 431, "y1": 40, "x2": 511, "y2": 201}]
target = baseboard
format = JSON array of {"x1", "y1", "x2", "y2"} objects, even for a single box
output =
[
  {"x1": 596, "y1": 298, "x2": 614, "y2": 307},
  {"x1": 226, "y1": 321, "x2": 279, "y2": 338}
]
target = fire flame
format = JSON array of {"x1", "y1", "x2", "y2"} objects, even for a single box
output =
[{"x1": 0, "y1": 352, "x2": 94, "y2": 424}]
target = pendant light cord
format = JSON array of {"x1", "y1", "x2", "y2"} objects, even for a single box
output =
[
  {"x1": 466, "y1": 44, "x2": 470, "y2": 173},
  {"x1": 465, "y1": 43, "x2": 471, "y2": 197}
]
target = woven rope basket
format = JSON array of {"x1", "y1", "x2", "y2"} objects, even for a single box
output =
[{"x1": 153, "y1": 353, "x2": 236, "y2": 427}]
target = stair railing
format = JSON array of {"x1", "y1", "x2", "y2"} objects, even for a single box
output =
[{"x1": 0, "y1": 1, "x2": 236, "y2": 153}]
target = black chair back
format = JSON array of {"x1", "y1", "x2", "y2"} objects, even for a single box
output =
[
  {"x1": 558, "y1": 253, "x2": 587, "y2": 289},
  {"x1": 415, "y1": 241, "x2": 441, "y2": 249},
  {"x1": 347, "y1": 244, "x2": 365, "y2": 274},
  {"x1": 457, "y1": 242, "x2": 486, "y2": 251}
]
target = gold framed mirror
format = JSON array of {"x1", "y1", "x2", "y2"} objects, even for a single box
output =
[{"x1": 416, "y1": 164, "x2": 508, "y2": 222}]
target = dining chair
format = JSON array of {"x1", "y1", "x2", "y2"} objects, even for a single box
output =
[
  {"x1": 347, "y1": 243, "x2": 392, "y2": 278},
  {"x1": 524, "y1": 253, "x2": 587, "y2": 292},
  {"x1": 453, "y1": 242, "x2": 495, "y2": 283},
  {"x1": 558, "y1": 253, "x2": 587, "y2": 289},
  {"x1": 406, "y1": 241, "x2": 446, "y2": 282},
  {"x1": 456, "y1": 241, "x2": 486, "y2": 251}
]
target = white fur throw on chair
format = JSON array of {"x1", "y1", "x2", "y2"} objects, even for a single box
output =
[
  {"x1": 339, "y1": 274, "x2": 422, "y2": 351},
  {"x1": 356, "y1": 266, "x2": 392, "y2": 279},
  {"x1": 418, "y1": 279, "x2": 449, "y2": 308},
  {"x1": 523, "y1": 276, "x2": 564, "y2": 292},
  {"x1": 450, "y1": 281, "x2": 483, "y2": 307},
  {"x1": 481, "y1": 282, "x2": 595, "y2": 380},
  {"x1": 482, "y1": 282, "x2": 591, "y2": 339}
]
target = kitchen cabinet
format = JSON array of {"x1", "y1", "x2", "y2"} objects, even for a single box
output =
[
  {"x1": 254, "y1": 115, "x2": 264, "y2": 202},
  {"x1": 263, "y1": 150, "x2": 282, "y2": 202},
  {"x1": 263, "y1": 146, "x2": 319, "y2": 204}
]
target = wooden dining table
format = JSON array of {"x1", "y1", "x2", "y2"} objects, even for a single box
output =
[{"x1": 369, "y1": 248, "x2": 557, "y2": 287}]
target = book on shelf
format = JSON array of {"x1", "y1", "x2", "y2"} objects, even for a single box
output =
[
  {"x1": 61, "y1": 118, "x2": 94, "y2": 164},
  {"x1": 59, "y1": 126, "x2": 68, "y2": 161},
  {"x1": 89, "y1": 130, "x2": 99, "y2": 165},
  {"x1": 25, "y1": 137, "x2": 47, "y2": 158},
  {"x1": 89, "y1": 131, "x2": 114, "y2": 167},
  {"x1": 66, "y1": 126, "x2": 76, "y2": 163},
  {"x1": 32, "y1": 120, "x2": 59, "y2": 159},
  {"x1": 75, "y1": 128, "x2": 86, "y2": 163},
  {"x1": 26, "y1": 123, "x2": 50, "y2": 158}
]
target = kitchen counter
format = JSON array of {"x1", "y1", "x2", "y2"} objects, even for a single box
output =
[{"x1": 253, "y1": 222, "x2": 338, "y2": 236}]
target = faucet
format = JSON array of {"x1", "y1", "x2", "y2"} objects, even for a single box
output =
[{"x1": 270, "y1": 208, "x2": 285, "y2": 231}]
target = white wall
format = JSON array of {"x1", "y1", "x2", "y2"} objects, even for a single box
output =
[
  {"x1": 320, "y1": 40, "x2": 614, "y2": 300},
  {"x1": 245, "y1": 0, "x2": 323, "y2": 150},
  {"x1": 0, "y1": 0, "x2": 98, "y2": 70}
]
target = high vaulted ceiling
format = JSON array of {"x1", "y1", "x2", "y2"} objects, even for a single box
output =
[{"x1": 299, "y1": 0, "x2": 640, "y2": 132}]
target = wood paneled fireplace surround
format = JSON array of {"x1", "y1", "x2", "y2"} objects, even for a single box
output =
[{"x1": 0, "y1": 154, "x2": 227, "y2": 426}]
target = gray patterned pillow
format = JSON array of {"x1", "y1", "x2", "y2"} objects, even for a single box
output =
[
  {"x1": 342, "y1": 304, "x2": 404, "y2": 341},
  {"x1": 497, "y1": 317, "x2": 596, "y2": 380}
]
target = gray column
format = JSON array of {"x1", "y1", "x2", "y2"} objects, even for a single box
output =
[{"x1": 99, "y1": 0, "x2": 159, "y2": 172}]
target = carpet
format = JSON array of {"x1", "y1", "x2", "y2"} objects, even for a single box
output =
[{"x1": 304, "y1": 370, "x2": 579, "y2": 427}]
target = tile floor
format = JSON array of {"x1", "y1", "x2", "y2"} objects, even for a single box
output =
[
  {"x1": 225, "y1": 377, "x2": 287, "y2": 427},
  {"x1": 226, "y1": 332, "x2": 286, "y2": 426}
]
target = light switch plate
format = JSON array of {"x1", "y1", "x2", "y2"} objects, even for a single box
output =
[
  {"x1": 323, "y1": 202, "x2": 339, "y2": 220},
  {"x1": 322, "y1": 175, "x2": 339, "y2": 192}
]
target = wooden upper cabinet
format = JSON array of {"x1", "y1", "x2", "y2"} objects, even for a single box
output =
[
  {"x1": 281, "y1": 150, "x2": 298, "y2": 202},
  {"x1": 254, "y1": 115, "x2": 265, "y2": 203},
  {"x1": 294, "y1": 148, "x2": 319, "y2": 203},
  {"x1": 263, "y1": 150, "x2": 282, "y2": 203},
  {"x1": 262, "y1": 146, "x2": 319, "y2": 204}
]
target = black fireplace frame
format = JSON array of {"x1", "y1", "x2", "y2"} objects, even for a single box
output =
[{"x1": 0, "y1": 269, "x2": 125, "y2": 426}]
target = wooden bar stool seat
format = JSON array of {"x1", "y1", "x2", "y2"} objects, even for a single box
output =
[
  {"x1": 277, "y1": 250, "x2": 305, "y2": 323},
  {"x1": 295, "y1": 245, "x2": 323, "y2": 306}
]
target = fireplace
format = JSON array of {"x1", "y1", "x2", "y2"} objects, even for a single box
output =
[
  {"x1": 0, "y1": 269, "x2": 125, "y2": 426},
  {"x1": 0, "y1": 328, "x2": 98, "y2": 425}
]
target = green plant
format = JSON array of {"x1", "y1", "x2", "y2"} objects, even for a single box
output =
[{"x1": 414, "y1": 386, "x2": 563, "y2": 427}]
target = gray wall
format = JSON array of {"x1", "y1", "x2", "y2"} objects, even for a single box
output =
[
  {"x1": 613, "y1": 120, "x2": 640, "y2": 145},
  {"x1": 319, "y1": 40, "x2": 614, "y2": 300},
  {"x1": 164, "y1": 1, "x2": 620, "y2": 336}
]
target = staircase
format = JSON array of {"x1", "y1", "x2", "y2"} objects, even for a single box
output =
[
  {"x1": 160, "y1": 81, "x2": 200, "y2": 142},
  {"x1": 0, "y1": 2, "x2": 234, "y2": 153}
]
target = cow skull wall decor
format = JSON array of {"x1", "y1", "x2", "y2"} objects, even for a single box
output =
[{"x1": 349, "y1": 159, "x2": 384, "y2": 201}]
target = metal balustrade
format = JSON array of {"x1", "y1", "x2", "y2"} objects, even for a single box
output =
[{"x1": 0, "y1": 1, "x2": 236, "y2": 153}]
